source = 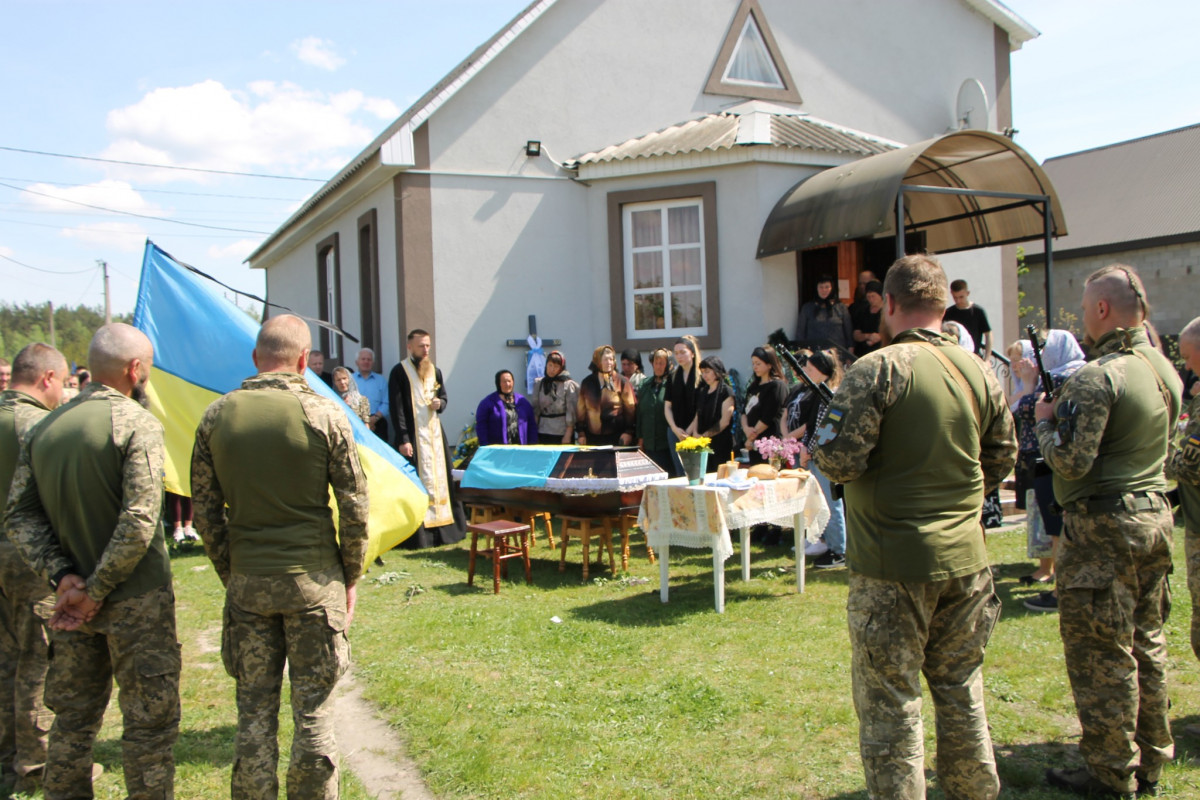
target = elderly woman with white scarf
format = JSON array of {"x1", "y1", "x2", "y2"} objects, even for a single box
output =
[
  {"x1": 1009, "y1": 329, "x2": 1086, "y2": 603},
  {"x1": 332, "y1": 366, "x2": 371, "y2": 425}
]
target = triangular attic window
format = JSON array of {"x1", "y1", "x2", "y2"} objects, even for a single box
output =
[
  {"x1": 705, "y1": 0, "x2": 801, "y2": 104},
  {"x1": 724, "y1": 16, "x2": 784, "y2": 88}
]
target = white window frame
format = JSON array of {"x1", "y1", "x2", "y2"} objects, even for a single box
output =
[
  {"x1": 722, "y1": 15, "x2": 786, "y2": 89},
  {"x1": 323, "y1": 249, "x2": 339, "y2": 359},
  {"x1": 622, "y1": 197, "x2": 708, "y2": 340}
]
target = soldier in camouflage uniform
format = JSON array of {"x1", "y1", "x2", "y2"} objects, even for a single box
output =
[
  {"x1": 1172, "y1": 319, "x2": 1200, "y2": 739},
  {"x1": 192, "y1": 314, "x2": 369, "y2": 800},
  {"x1": 4, "y1": 323, "x2": 180, "y2": 800},
  {"x1": 814, "y1": 254, "x2": 1017, "y2": 800},
  {"x1": 0, "y1": 343, "x2": 66, "y2": 795},
  {"x1": 1035, "y1": 266, "x2": 1181, "y2": 799},
  {"x1": 1168, "y1": 317, "x2": 1200, "y2": 685}
]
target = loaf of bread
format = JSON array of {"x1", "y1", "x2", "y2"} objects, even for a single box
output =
[
  {"x1": 777, "y1": 468, "x2": 810, "y2": 480},
  {"x1": 746, "y1": 463, "x2": 778, "y2": 481}
]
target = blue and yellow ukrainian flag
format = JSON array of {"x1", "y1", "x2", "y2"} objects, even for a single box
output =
[{"x1": 132, "y1": 240, "x2": 425, "y2": 559}]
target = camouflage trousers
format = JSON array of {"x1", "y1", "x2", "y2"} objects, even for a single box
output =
[
  {"x1": 1186, "y1": 526, "x2": 1200, "y2": 661},
  {"x1": 0, "y1": 541, "x2": 55, "y2": 782},
  {"x1": 44, "y1": 584, "x2": 181, "y2": 800},
  {"x1": 1058, "y1": 501, "x2": 1174, "y2": 794},
  {"x1": 222, "y1": 566, "x2": 350, "y2": 800},
  {"x1": 847, "y1": 567, "x2": 1001, "y2": 800}
]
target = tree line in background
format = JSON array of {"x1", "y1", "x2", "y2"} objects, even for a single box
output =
[{"x1": 0, "y1": 302, "x2": 131, "y2": 369}]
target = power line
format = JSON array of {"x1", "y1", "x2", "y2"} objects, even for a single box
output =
[
  {"x1": 0, "y1": 176, "x2": 308, "y2": 202},
  {"x1": 0, "y1": 181, "x2": 271, "y2": 234},
  {"x1": 73, "y1": 267, "x2": 102, "y2": 305},
  {"x1": 0, "y1": 253, "x2": 97, "y2": 275},
  {"x1": 0, "y1": 217, "x2": 251, "y2": 238},
  {"x1": 0, "y1": 145, "x2": 328, "y2": 182}
]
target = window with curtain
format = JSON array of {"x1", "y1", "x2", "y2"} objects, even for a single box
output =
[
  {"x1": 316, "y1": 232, "x2": 341, "y2": 361},
  {"x1": 722, "y1": 15, "x2": 785, "y2": 88},
  {"x1": 623, "y1": 198, "x2": 706, "y2": 338}
]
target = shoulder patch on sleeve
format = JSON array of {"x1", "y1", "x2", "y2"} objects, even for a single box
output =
[
  {"x1": 814, "y1": 407, "x2": 844, "y2": 447},
  {"x1": 1054, "y1": 399, "x2": 1078, "y2": 447}
]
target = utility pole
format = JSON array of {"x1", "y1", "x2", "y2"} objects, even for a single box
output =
[
  {"x1": 48, "y1": 301, "x2": 56, "y2": 348},
  {"x1": 98, "y1": 259, "x2": 111, "y2": 323}
]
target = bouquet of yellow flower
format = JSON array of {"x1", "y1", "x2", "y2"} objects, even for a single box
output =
[{"x1": 675, "y1": 436, "x2": 712, "y2": 453}]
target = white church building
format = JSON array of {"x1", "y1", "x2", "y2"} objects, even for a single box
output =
[{"x1": 248, "y1": 0, "x2": 1054, "y2": 415}]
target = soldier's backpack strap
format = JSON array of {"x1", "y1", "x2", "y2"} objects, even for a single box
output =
[
  {"x1": 914, "y1": 341, "x2": 982, "y2": 429},
  {"x1": 1129, "y1": 347, "x2": 1176, "y2": 435}
]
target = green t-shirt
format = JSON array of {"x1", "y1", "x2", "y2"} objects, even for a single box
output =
[
  {"x1": 813, "y1": 329, "x2": 1017, "y2": 582},
  {"x1": 1038, "y1": 328, "x2": 1182, "y2": 506},
  {"x1": 11, "y1": 384, "x2": 171, "y2": 603},
  {"x1": 0, "y1": 390, "x2": 50, "y2": 524}
]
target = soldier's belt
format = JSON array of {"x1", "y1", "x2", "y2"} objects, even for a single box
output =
[{"x1": 1062, "y1": 491, "x2": 1165, "y2": 515}]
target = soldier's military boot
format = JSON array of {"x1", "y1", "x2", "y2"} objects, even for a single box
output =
[
  {"x1": 1135, "y1": 774, "x2": 1160, "y2": 797},
  {"x1": 1047, "y1": 767, "x2": 1135, "y2": 799}
]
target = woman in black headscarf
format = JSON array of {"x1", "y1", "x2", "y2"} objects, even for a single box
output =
[
  {"x1": 795, "y1": 274, "x2": 852, "y2": 351},
  {"x1": 621, "y1": 348, "x2": 647, "y2": 390},
  {"x1": 688, "y1": 356, "x2": 735, "y2": 469},
  {"x1": 531, "y1": 350, "x2": 579, "y2": 445},
  {"x1": 475, "y1": 369, "x2": 536, "y2": 446}
]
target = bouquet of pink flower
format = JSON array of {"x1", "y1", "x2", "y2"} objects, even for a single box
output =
[{"x1": 753, "y1": 436, "x2": 804, "y2": 467}]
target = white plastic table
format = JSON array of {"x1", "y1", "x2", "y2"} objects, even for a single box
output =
[{"x1": 637, "y1": 475, "x2": 829, "y2": 613}]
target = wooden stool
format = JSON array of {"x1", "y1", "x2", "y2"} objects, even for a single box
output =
[
  {"x1": 557, "y1": 516, "x2": 615, "y2": 580},
  {"x1": 505, "y1": 506, "x2": 556, "y2": 549},
  {"x1": 466, "y1": 503, "x2": 505, "y2": 526},
  {"x1": 467, "y1": 520, "x2": 532, "y2": 594},
  {"x1": 619, "y1": 511, "x2": 656, "y2": 570}
]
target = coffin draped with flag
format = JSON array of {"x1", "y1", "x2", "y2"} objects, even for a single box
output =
[{"x1": 132, "y1": 240, "x2": 426, "y2": 560}]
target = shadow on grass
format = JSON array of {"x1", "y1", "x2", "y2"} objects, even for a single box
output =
[
  {"x1": 569, "y1": 580, "x2": 720, "y2": 626},
  {"x1": 93, "y1": 724, "x2": 238, "y2": 770}
]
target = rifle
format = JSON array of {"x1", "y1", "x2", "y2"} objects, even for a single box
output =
[
  {"x1": 775, "y1": 344, "x2": 834, "y2": 405},
  {"x1": 774, "y1": 344, "x2": 843, "y2": 500},
  {"x1": 1025, "y1": 325, "x2": 1055, "y2": 401}
]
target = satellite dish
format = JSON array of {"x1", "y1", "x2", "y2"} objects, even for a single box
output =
[{"x1": 955, "y1": 78, "x2": 989, "y2": 130}]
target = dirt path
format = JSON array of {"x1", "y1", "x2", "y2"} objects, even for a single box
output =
[{"x1": 333, "y1": 670, "x2": 437, "y2": 800}]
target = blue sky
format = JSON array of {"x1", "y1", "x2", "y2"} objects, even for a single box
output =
[{"x1": 1, "y1": 0, "x2": 1196, "y2": 317}]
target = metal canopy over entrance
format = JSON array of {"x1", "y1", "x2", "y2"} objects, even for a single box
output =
[{"x1": 757, "y1": 129, "x2": 1067, "y2": 310}]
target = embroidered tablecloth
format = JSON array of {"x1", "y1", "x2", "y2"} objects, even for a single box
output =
[{"x1": 637, "y1": 475, "x2": 829, "y2": 612}]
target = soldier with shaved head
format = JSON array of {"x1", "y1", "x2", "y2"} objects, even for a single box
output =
[
  {"x1": 4, "y1": 323, "x2": 179, "y2": 800},
  {"x1": 192, "y1": 314, "x2": 369, "y2": 800},
  {"x1": 0, "y1": 343, "x2": 67, "y2": 795},
  {"x1": 1035, "y1": 265, "x2": 1182, "y2": 798}
]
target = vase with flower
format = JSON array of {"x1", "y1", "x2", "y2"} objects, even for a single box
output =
[
  {"x1": 753, "y1": 436, "x2": 803, "y2": 472},
  {"x1": 675, "y1": 436, "x2": 712, "y2": 484}
]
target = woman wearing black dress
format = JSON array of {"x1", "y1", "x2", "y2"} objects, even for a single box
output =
[
  {"x1": 688, "y1": 356, "x2": 735, "y2": 470},
  {"x1": 663, "y1": 334, "x2": 702, "y2": 477},
  {"x1": 741, "y1": 345, "x2": 787, "y2": 465}
]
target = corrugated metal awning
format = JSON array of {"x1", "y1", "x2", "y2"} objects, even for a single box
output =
[
  {"x1": 757, "y1": 129, "x2": 1067, "y2": 257},
  {"x1": 568, "y1": 108, "x2": 896, "y2": 167}
]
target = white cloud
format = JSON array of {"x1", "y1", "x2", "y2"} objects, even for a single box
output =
[
  {"x1": 0, "y1": 245, "x2": 12, "y2": 258},
  {"x1": 103, "y1": 80, "x2": 394, "y2": 181},
  {"x1": 22, "y1": 180, "x2": 162, "y2": 216},
  {"x1": 60, "y1": 222, "x2": 148, "y2": 252},
  {"x1": 207, "y1": 239, "x2": 259, "y2": 262},
  {"x1": 291, "y1": 36, "x2": 345, "y2": 71}
]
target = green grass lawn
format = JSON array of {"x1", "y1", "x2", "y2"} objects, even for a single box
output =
[
  {"x1": 349, "y1": 523, "x2": 1200, "y2": 799},
  {"x1": 55, "y1": 522, "x2": 1200, "y2": 799}
]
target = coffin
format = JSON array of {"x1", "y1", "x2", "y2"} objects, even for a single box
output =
[{"x1": 453, "y1": 445, "x2": 668, "y2": 516}]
